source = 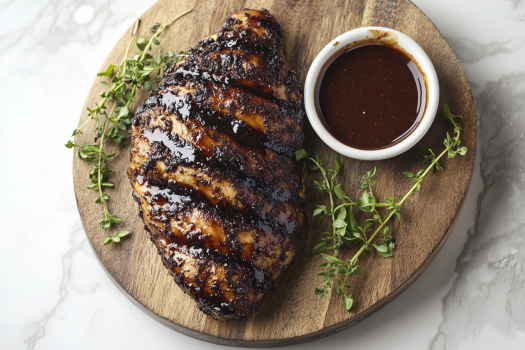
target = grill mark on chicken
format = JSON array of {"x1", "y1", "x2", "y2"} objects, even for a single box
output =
[
  {"x1": 139, "y1": 77, "x2": 303, "y2": 157},
  {"x1": 155, "y1": 236, "x2": 268, "y2": 319},
  {"x1": 133, "y1": 181, "x2": 297, "y2": 271},
  {"x1": 221, "y1": 9, "x2": 285, "y2": 54},
  {"x1": 166, "y1": 44, "x2": 301, "y2": 106},
  {"x1": 128, "y1": 9, "x2": 305, "y2": 320},
  {"x1": 163, "y1": 11, "x2": 303, "y2": 116},
  {"x1": 132, "y1": 181, "x2": 296, "y2": 318},
  {"x1": 134, "y1": 107, "x2": 304, "y2": 196},
  {"x1": 166, "y1": 43, "x2": 304, "y2": 110},
  {"x1": 129, "y1": 128, "x2": 304, "y2": 234},
  {"x1": 132, "y1": 161, "x2": 304, "y2": 235},
  {"x1": 159, "y1": 165, "x2": 301, "y2": 229},
  {"x1": 129, "y1": 124, "x2": 304, "y2": 204}
]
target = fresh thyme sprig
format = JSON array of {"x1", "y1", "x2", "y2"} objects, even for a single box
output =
[
  {"x1": 66, "y1": 10, "x2": 192, "y2": 244},
  {"x1": 294, "y1": 150, "x2": 361, "y2": 310},
  {"x1": 296, "y1": 104, "x2": 467, "y2": 310},
  {"x1": 103, "y1": 230, "x2": 131, "y2": 246}
]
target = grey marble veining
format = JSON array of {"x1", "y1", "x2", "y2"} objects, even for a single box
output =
[
  {"x1": 447, "y1": 38, "x2": 521, "y2": 64},
  {"x1": 431, "y1": 74, "x2": 525, "y2": 349},
  {"x1": 24, "y1": 224, "x2": 88, "y2": 350},
  {"x1": 1, "y1": 0, "x2": 524, "y2": 349}
]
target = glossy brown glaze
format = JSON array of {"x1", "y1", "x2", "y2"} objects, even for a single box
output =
[
  {"x1": 316, "y1": 44, "x2": 426, "y2": 149},
  {"x1": 141, "y1": 76, "x2": 304, "y2": 157},
  {"x1": 128, "y1": 9, "x2": 305, "y2": 320},
  {"x1": 164, "y1": 10, "x2": 304, "y2": 117}
]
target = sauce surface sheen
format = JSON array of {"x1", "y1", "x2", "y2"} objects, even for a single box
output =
[{"x1": 316, "y1": 44, "x2": 426, "y2": 150}]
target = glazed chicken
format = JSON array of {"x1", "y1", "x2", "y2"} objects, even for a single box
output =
[{"x1": 128, "y1": 9, "x2": 305, "y2": 319}]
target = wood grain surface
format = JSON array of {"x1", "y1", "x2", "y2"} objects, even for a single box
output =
[{"x1": 73, "y1": 0, "x2": 477, "y2": 347}]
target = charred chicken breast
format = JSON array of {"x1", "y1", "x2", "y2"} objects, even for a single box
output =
[{"x1": 128, "y1": 9, "x2": 305, "y2": 320}]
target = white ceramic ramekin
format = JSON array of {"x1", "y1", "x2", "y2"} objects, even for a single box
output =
[{"x1": 304, "y1": 27, "x2": 439, "y2": 161}]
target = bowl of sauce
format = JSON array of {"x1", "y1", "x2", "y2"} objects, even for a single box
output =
[{"x1": 304, "y1": 27, "x2": 439, "y2": 160}]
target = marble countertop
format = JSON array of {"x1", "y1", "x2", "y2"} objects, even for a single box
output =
[{"x1": 1, "y1": 0, "x2": 524, "y2": 349}]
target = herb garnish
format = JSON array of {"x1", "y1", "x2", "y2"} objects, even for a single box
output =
[
  {"x1": 66, "y1": 10, "x2": 192, "y2": 244},
  {"x1": 103, "y1": 230, "x2": 131, "y2": 246},
  {"x1": 296, "y1": 104, "x2": 467, "y2": 310}
]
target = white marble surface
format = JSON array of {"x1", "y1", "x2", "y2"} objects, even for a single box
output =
[{"x1": 1, "y1": 0, "x2": 524, "y2": 349}]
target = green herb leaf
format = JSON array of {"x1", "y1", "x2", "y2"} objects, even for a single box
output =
[
  {"x1": 103, "y1": 235, "x2": 113, "y2": 245},
  {"x1": 377, "y1": 250, "x2": 393, "y2": 258},
  {"x1": 295, "y1": 149, "x2": 308, "y2": 161},
  {"x1": 373, "y1": 243, "x2": 388, "y2": 253},
  {"x1": 312, "y1": 241, "x2": 327, "y2": 255},
  {"x1": 344, "y1": 295, "x2": 354, "y2": 310},
  {"x1": 321, "y1": 253, "x2": 343, "y2": 264},
  {"x1": 97, "y1": 64, "x2": 116, "y2": 77},
  {"x1": 334, "y1": 184, "x2": 347, "y2": 199},
  {"x1": 313, "y1": 208, "x2": 324, "y2": 216},
  {"x1": 333, "y1": 219, "x2": 347, "y2": 228},
  {"x1": 352, "y1": 265, "x2": 364, "y2": 275},
  {"x1": 115, "y1": 230, "x2": 130, "y2": 238},
  {"x1": 337, "y1": 207, "x2": 346, "y2": 221},
  {"x1": 334, "y1": 155, "x2": 343, "y2": 173}
]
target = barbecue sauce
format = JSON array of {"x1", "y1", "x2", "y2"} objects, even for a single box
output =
[{"x1": 316, "y1": 43, "x2": 426, "y2": 149}]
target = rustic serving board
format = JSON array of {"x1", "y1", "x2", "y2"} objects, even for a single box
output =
[{"x1": 73, "y1": 0, "x2": 476, "y2": 347}]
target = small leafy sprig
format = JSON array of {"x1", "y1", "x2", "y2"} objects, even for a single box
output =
[
  {"x1": 103, "y1": 230, "x2": 131, "y2": 246},
  {"x1": 66, "y1": 10, "x2": 192, "y2": 244},
  {"x1": 297, "y1": 104, "x2": 467, "y2": 311}
]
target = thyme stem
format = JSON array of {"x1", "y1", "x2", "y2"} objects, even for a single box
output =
[
  {"x1": 97, "y1": 100, "x2": 117, "y2": 214},
  {"x1": 350, "y1": 146, "x2": 450, "y2": 265},
  {"x1": 139, "y1": 9, "x2": 192, "y2": 61}
]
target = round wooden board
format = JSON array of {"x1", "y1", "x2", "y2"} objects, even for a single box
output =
[{"x1": 74, "y1": 0, "x2": 477, "y2": 347}]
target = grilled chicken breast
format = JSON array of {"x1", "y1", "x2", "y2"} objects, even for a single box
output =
[{"x1": 128, "y1": 9, "x2": 305, "y2": 320}]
